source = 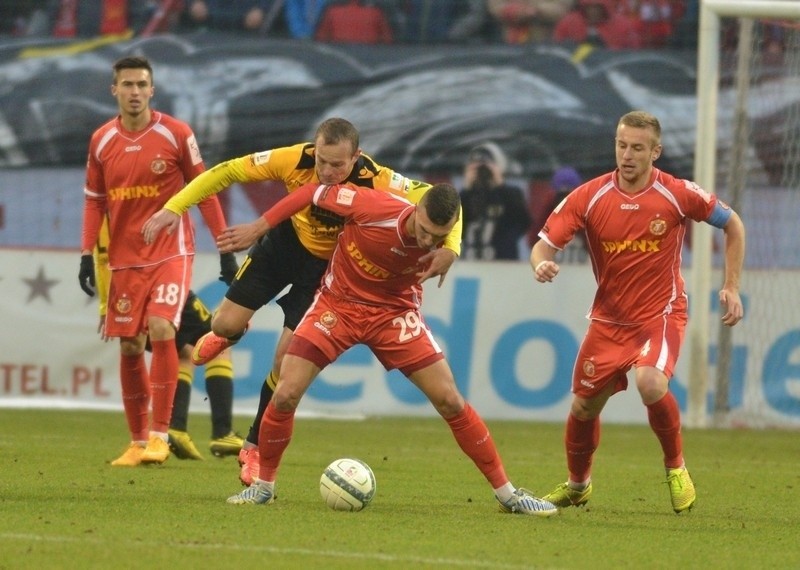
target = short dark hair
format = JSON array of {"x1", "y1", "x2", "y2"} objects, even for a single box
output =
[
  {"x1": 421, "y1": 183, "x2": 460, "y2": 226},
  {"x1": 315, "y1": 118, "x2": 359, "y2": 153},
  {"x1": 113, "y1": 56, "x2": 153, "y2": 84}
]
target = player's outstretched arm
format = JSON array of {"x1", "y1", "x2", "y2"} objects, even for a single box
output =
[
  {"x1": 218, "y1": 183, "x2": 323, "y2": 253},
  {"x1": 217, "y1": 218, "x2": 271, "y2": 253}
]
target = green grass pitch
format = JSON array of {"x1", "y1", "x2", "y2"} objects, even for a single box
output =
[{"x1": 1, "y1": 409, "x2": 797, "y2": 569}]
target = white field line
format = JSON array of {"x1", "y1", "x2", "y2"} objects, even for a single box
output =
[{"x1": 0, "y1": 532, "x2": 553, "y2": 569}]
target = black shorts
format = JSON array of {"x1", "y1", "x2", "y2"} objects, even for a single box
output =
[
  {"x1": 225, "y1": 219, "x2": 329, "y2": 331},
  {"x1": 176, "y1": 291, "x2": 213, "y2": 349},
  {"x1": 145, "y1": 290, "x2": 212, "y2": 353}
]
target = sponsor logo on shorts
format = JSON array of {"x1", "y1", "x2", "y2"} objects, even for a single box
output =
[{"x1": 580, "y1": 379, "x2": 595, "y2": 390}]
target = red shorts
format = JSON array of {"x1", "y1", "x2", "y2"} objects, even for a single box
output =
[
  {"x1": 289, "y1": 289, "x2": 444, "y2": 375},
  {"x1": 105, "y1": 257, "x2": 193, "y2": 338},
  {"x1": 571, "y1": 312, "x2": 687, "y2": 398}
]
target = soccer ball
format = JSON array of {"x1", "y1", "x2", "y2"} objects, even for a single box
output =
[{"x1": 319, "y1": 458, "x2": 376, "y2": 511}]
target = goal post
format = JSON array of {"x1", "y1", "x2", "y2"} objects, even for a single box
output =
[{"x1": 687, "y1": 0, "x2": 800, "y2": 428}]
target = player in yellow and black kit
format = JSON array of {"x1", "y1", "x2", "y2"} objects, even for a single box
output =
[
  {"x1": 93, "y1": 218, "x2": 244, "y2": 460},
  {"x1": 141, "y1": 117, "x2": 462, "y2": 484}
]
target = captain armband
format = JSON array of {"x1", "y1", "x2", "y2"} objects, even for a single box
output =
[{"x1": 706, "y1": 201, "x2": 733, "y2": 229}]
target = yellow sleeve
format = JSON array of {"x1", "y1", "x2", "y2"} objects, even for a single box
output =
[
  {"x1": 163, "y1": 156, "x2": 251, "y2": 215},
  {"x1": 406, "y1": 180, "x2": 462, "y2": 256},
  {"x1": 93, "y1": 217, "x2": 111, "y2": 317}
]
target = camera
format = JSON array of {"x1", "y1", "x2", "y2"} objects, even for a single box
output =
[{"x1": 475, "y1": 163, "x2": 494, "y2": 187}]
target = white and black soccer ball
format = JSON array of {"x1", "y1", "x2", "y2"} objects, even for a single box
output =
[{"x1": 319, "y1": 458, "x2": 376, "y2": 511}]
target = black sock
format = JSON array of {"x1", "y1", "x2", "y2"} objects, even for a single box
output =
[
  {"x1": 169, "y1": 366, "x2": 193, "y2": 432},
  {"x1": 247, "y1": 371, "x2": 276, "y2": 444},
  {"x1": 205, "y1": 358, "x2": 234, "y2": 439}
]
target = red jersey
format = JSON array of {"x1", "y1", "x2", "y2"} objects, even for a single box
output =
[
  {"x1": 81, "y1": 111, "x2": 226, "y2": 269},
  {"x1": 264, "y1": 184, "x2": 434, "y2": 310},
  {"x1": 538, "y1": 168, "x2": 719, "y2": 325}
]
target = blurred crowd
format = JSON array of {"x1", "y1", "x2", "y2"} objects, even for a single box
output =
[
  {"x1": 1, "y1": 1, "x2": 791, "y2": 263},
  {"x1": 1, "y1": 0, "x2": 707, "y2": 50}
]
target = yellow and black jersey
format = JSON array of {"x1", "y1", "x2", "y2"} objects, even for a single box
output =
[
  {"x1": 93, "y1": 216, "x2": 112, "y2": 317},
  {"x1": 164, "y1": 143, "x2": 460, "y2": 260}
]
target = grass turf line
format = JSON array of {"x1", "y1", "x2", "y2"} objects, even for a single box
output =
[{"x1": 1, "y1": 409, "x2": 797, "y2": 569}]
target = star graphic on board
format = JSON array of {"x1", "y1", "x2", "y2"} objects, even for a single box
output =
[{"x1": 23, "y1": 265, "x2": 59, "y2": 304}]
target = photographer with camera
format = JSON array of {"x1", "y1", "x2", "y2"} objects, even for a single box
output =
[{"x1": 459, "y1": 142, "x2": 531, "y2": 260}]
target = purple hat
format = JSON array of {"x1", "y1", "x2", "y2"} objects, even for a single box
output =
[{"x1": 551, "y1": 167, "x2": 582, "y2": 191}]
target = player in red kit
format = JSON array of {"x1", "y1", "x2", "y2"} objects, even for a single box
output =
[
  {"x1": 531, "y1": 111, "x2": 745, "y2": 513},
  {"x1": 218, "y1": 182, "x2": 557, "y2": 516},
  {"x1": 78, "y1": 56, "x2": 230, "y2": 467}
]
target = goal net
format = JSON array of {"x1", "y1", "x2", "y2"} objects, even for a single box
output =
[{"x1": 689, "y1": 0, "x2": 800, "y2": 427}]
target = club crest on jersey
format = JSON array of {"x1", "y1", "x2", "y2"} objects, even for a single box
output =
[
  {"x1": 336, "y1": 188, "x2": 355, "y2": 206},
  {"x1": 649, "y1": 218, "x2": 667, "y2": 236},
  {"x1": 151, "y1": 158, "x2": 166, "y2": 175},
  {"x1": 582, "y1": 359, "x2": 596, "y2": 377},
  {"x1": 115, "y1": 295, "x2": 132, "y2": 315}
]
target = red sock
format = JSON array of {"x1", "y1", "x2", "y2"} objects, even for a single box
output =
[
  {"x1": 149, "y1": 339, "x2": 178, "y2": 433},
  {"x1": 445, "y1": 403, "x2": 508, "y2": 488},
  {"x1": 646, "y1": 391, "x2": 684, "y2": 468},
  {"x1": 258, "y1": 401, "x2": 295, "y2": 482},
  {"x1": 120, "y1": 353, "x2": 150, "y2": 441},
  {"x1": 565, "y1": 414, "x2": 600, "y2": 483}
]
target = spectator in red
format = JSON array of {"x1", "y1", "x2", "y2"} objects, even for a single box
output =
[
  {"x1": 315, "y1": 0, "x2": 393, "y2": 44},
  {"x1": 619, "y1": 0, "x2": 680, "y2": 48},
  {"x1": 47, "y1": 0, "x2": 160, "y2": 37},
  {"x1": 553, "y1": 0, "x2": 642, "y2": 50},
  {"x1": 488, "y1": 0, "x2": 573, "y2": 44},
  {"x1": 51, "y1": 0, "x2": 129, "y2": 37}
]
